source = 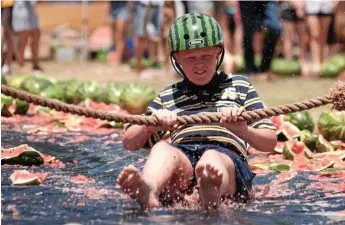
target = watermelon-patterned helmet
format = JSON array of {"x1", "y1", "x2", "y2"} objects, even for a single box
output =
[
  {"x1": 168, "y1": 13, "x2": 225, "y2": 78},
  {"x1": 168, "y1": 13, "x2": 224, "y2": 53}
]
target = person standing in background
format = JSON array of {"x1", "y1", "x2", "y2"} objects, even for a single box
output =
[
  {"x1": 109, "y1": 1, "x2": 129, "y2": 65},
  {"x1": 146, "y1": 0, "x2": 164, "y2": 69},
  {"x1": 305, "y1": 0, "x2": 333, "y2": 77},
  {"x1": 1, "y1": 0, "x2": 14, "y2": 76},
  {"x1": 218, "y1": 1, "x2": 243, "y2": 74},
  {"x1": 279, "y1": 1, "x2": 309, "y2": 77},
  {"x1": 12, "y1": 0, "x2": 43, "y2": 73},
  {"x1": 133, "y1": 0, "x2": 164, "y2": 75},
  {"x1": 161, "y1": 0, "x2": 175, "y2": 75},
  {"x1": 239, "y1": 1, "x2": 281, "y2": 80},
  {"x1": 186, "y1": 1, "x2": 215, "y2": 17}
]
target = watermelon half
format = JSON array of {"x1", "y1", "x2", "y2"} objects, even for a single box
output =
[
  {"x1": 277, "y1": 121, "x2": 301, "y2": 141},
  {"x1": 2, "y1": 144, "x2": 45, "y2": 166},
  {"x1": 10, "y1": 170, "x2": 48, "y2": 186},
  {"x1": 315, "y1": 135, "x2": 334, "y2": 153},
  {"x1": 283, "y1": 140, "x2": 313, "y2": 160}
]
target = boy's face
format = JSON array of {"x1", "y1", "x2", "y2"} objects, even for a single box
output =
[{"x1": 174, "y1": 46, "x2": 222, "y2": 86}]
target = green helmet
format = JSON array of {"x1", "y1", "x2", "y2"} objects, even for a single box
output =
[
  {"x1": 168, "y1": 13, "x2": 225, "y2": 78},
  {"x1": 168, "y1": 13, "x2": 224, "y2": 53}
]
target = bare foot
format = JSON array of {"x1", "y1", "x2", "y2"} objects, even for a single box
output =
[
  {"x1": 196, "y1": 164, "x2": 223, "y2": 209},
  {"x1": 116, "y1": 165, "x2": 160, "y2": 208}
]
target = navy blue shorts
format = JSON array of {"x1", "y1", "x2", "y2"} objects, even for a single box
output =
[{"x1": 171, "y1": 142, "x2": 256, "y2": 201}]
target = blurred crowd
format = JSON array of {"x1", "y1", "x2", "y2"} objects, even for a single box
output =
[{"x1": 1, "y1": 1, "x2": 345, "y2": 81}]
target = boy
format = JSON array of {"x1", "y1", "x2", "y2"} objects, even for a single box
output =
[{"x1": 117, "y1": 13, "x2": 277, "y2": 209}]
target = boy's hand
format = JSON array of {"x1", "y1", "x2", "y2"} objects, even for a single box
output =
[
  {"x1": 146, "y1": 109, "x2": 179, "y2": 132},
  {"x1": 220, "y1": 107, "x2": 248, "y2": 137}
]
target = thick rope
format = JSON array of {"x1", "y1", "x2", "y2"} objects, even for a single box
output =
[{"x1": 1, "y1": 82, "x2": 344, "y2": 126}]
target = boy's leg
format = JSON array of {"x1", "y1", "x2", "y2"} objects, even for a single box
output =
[
  {"x1": 195, "y1": 150, "x2": 236, "y2": 209},
  {"x1": 117, "y1": 141, "x2": 193, "y2": 208}
]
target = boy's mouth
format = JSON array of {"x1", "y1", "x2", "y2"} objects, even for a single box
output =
[{"x1": 195, "y1": 70, "x2": 206, "y2": 75}]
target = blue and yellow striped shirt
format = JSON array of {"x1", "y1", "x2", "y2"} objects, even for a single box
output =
[{"x1": 143, "y1": 72, "x2": 276, "y2": 158}]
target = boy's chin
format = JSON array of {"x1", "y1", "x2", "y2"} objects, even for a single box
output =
[{"x1": 189, "y1": 76, "x2": 214, "y2": 86}]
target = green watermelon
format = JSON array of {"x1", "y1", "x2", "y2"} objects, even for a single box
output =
[
  {"x1": 99, "y1": 82, "x2": 128, "y2": 104},
  {"x1": 317, "y1": 110, "x2": 345, "y2": 141},
  {"x1": 128, "y1": 58, "x2": 155, "y2": 70},
  {"x1": 271, "y1": 59, "x2": 301, "y2": 76},
  {"x1": 286, "y1": 111, "x2": 315, "y2": 132},
  {"x1": 64, "y1": 79, "x2": 84, "y2": 104},
  {"x1": 1, "y1": 94, "x2": 14, "y2": 105},
  {"x1": 320, "y1": 54, "x2": 345, "y2": 78},
  {"x1": 33, "y1": 74, "x2": 58, "y2": 84},
  {"x1": 14, "y1": 99, "x2": 29, "y2": 115},
  {"x1": 119, "y1": 83, "x2": 156, "y2": 114},
  {"x1": 251, "y1": 162, "x2": 290, "y2": 173},
  {"x1": 1, "y1": 94, "x2": 14, "y2": 117},
  {"x1": 233, "y1": 54, "x2": 261, "y2": 73},
  {"x1": 299, "y1": 130, "x2": 318, "y2": 151},
  {"x1": 315, "y1": 135, "x2": 334, "y2": 153},
  {"x1": 6, "y1": 75, "x2": 31, "y2": 89},
  {"x1": 20, "y1": 77, "x2": 53, "y2": 95},
  {"x1": 76, "y1": 81, "x2": 102, "y2": 102},
  {"x1": 1, "y1": 75, "x2": 7, "y2": 85},
  {"x1": 40, "y1": 81, "x2": 67, "y2": 101},
  {"x1": 97, "y1": 49, "x2": 107, "y2": 63},
  {"x1": 283, "y1": 140, "x2": 313, "y2": 160}
]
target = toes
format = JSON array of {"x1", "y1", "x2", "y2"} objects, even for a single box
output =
[
  {"x1": 117, "y1": 165, "x2": 140, "y2": 185},
  {"x1": 125, "y1": 165, "x2": 138, "y2": 173},
  {"x1": 195, "y1": 164, "x2": 205, "y2": 176},
  {"x1": 117, "y1": 171, "x2": 127, "y2": 184}
]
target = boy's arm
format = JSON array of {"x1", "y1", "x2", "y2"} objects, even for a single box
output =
[
  {"x1": 122, "y1": 95, "x2": 167, "y2": 151},
  {"x1": 242, "y1": 84, "x2": 277, "y2": 152},
  {"x1": 236, "y1": 127, "x2": 277, "y2": 153}
]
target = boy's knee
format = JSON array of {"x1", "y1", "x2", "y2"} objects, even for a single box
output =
[
  {"x1": 151, "y1": 141, "x2": 178, "y2": 155},
  {"x1": 201, "y1": 149, "x2": 220, "y2": 159},
  {"x1": 196, "y1": 150, "x2": 221, "y2": 168}
]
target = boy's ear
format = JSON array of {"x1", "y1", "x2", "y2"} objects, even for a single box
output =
[
  {"x1": 173, "y1": 52, "x2": 180, "y2": 64},
  {"x1": 216, "y1": 47, "x2": 222, "y2": 57}
]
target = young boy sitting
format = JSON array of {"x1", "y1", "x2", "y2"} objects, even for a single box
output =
[{"x1": 116, "y1": 13, "x2": 277, "y2": 210}]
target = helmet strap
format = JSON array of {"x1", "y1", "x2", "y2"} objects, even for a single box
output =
[
  {"x1": 216, "y1": 46, "x2": 225, "y2": 71},
  {"x1": 170, "y1": 53, "x2": 187, "y2": 79}
]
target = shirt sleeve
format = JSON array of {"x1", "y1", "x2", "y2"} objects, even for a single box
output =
[
  {"x1": 243, "y1": 83, "x2": 276, "y2": 130},
  {"x1": 123, "y1": 94, "x2": 168, "y2": 148}
]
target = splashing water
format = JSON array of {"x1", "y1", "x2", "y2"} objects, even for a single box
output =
[{"x1": 1, "y1": 130, "x2": 345, "y2": 225}]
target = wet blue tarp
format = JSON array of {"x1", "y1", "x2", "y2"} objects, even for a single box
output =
[{"x1": 1, "y1": 130, "x2": 345, "y2": 225}]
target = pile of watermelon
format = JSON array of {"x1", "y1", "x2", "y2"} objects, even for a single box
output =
[
  {"x1": 221, "y1": 54, "x2": 345, "y2": 78},
  {"x1": 250, "y1": 110, "x2": 345, "y2": 174},
  {"x1": 128, "y1": 58, "x2": 162, "y2": 70},
  {"x1": 1, "y1": 74, "x2": 156, "y2": 116}
]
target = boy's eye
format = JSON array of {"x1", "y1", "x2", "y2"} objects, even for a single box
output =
[{"x1": 186, "y1": 57, "x2": 196, "y2": 61}]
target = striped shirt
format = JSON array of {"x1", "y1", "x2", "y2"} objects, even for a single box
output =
[{"x1": 142, "y1": 72, "x2": 276, "y2": 158}]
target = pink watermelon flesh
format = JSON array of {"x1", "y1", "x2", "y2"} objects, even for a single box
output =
[
  {"x1": 277, "y1": 122, "x2": 301, "y2": 141},
  {"x1": 10, "y1": 170, "x2": 48, "y2": 186},
  {"x1": 2, "y1": 144, "x2": 44, "y2": 166}
]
